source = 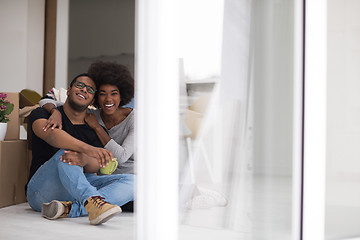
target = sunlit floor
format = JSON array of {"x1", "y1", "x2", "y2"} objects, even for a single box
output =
[
  {"x1": 0, "y1": 174, "x2": 292, "y2": 240},
  {"x1": 3, "y1": 174, "x2": 358, "y2": 239},
  {"x1": 0, "y1": 202, "x2": 135, "y2": 240},
  {"x1": 326, "y1": 205, "x2": 360, "y2": 240},
  {"x1": 0, "y1": 202, "x2": 244, "y2": 240}
]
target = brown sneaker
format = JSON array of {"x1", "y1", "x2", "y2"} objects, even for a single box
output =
[
  {"x1": 41, "y1": 200, "x2": 72, "y2": 220},
  {"x1": 84, "y1": 196, "x2": 122, "y2": 225}
]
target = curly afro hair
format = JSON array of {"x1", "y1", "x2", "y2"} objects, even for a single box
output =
[{"x1": 88, "y1": 61, "x2": 134, "y2": 108}]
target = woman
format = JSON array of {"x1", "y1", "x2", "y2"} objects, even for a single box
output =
[{"x1": 86, "y1": 61, "x2": 135, "y2": 174}]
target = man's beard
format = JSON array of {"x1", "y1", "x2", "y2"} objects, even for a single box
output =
[{"x1": 68, "y1": 96, "x2": 89, "y2": 112}]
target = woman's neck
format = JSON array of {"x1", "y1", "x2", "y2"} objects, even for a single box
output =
[{"x1": 101, "y1": 107, "x2": 128, "y2": 129}]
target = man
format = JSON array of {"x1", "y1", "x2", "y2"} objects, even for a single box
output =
[{"x1": 26, "y1": 73, "x2": 134, "y2": 225}]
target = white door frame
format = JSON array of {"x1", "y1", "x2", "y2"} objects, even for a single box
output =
[
  {"x1": 135, "y1": 0, "x2": 179, "y2": 240},
  {"x1": 302, "y1": 0, "x2": 327, "y2": 239}
]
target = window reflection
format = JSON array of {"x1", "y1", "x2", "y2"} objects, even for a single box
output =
[{"x1": 178, "y1": 1, "x2": 297, "y2": 239}]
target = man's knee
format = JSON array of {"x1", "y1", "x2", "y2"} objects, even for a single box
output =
[
  {"x1": 27, "y1": 192, "x2": 45, "y2": 212},
  {"x1": 49, "y1": 149, "x2": 66, "y2": 164}
]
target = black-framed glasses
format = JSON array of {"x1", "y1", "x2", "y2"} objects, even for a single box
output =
[{"x1": 73, "y1": 81, "x2": 96, "y2": 94}]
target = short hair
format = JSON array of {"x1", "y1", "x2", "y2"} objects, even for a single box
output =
[
  {"x1": 88, "y1": 61, "x2": 134, "y2": 107},
  {"x1": 69, "y1": 73, "x2": 94, "y2": 88}
]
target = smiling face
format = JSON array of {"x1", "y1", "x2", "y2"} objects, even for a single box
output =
[
  {"x1": 67, "y1": 76, "x2": 96, "y2": 112},
  {"x1": 97, "y1": 84, "x2": 121, "y2": 115}
]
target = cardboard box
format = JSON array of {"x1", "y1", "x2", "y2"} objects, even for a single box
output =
[
  {"x1": 4, "y1": 93, "x2": 19, "y2": 140},
  {"x1": 4, "y1": 91, "x2": 39, "y2": 140},
  {"x1": 0, "y1": 140, "x2": 28, "y2": 208}
]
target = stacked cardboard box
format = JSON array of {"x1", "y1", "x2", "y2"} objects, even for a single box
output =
[
  {"x1": 0, "y1": 140, "x2": 28, "y2": 207},
  {"x1": 0, "y1": 92, "x2": 34, "y2": 208}
]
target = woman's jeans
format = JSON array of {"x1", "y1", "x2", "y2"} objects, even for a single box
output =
[{"x1": 27, "y1": 149, "x2": 134, "y2": 218}]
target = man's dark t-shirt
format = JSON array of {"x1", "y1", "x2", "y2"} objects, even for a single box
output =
[{"x1": 28, "y1": 106, "x2": 103, "y2": 183}]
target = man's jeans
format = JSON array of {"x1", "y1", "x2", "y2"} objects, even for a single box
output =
[{"x1": 27, "y1": 149, "x2": 134, "y2": 218}]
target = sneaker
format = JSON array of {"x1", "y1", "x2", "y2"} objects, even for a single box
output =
[
  {"x1": 84, "y1": 196, "x2": 122, "y2": 225},
  {"x1": 185, "y1": 188, "x2": 228, "y2": 210},
  {"x1": 185, "y1": 195, "x2": 217, "y2": 209},
  {"x1": 42, "y1": 200, "x2": 72, "y2": 220},
  {"x1": 198, "y1": 187, "x2": 228, "y2": 206}
]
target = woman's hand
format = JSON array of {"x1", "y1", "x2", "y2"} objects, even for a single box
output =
[
  {"x1": 86, "y1": 146, "x2": 114, "y2": 168},
  {"x1": 85, "y1": 113, "x2": 101, "y2": 130},
  {"x1": 61, "y1": 150, "x2": 87, "y2": 167},
  {"x1": 43, "y1": 109, "x2": 62, "y2": 131}
]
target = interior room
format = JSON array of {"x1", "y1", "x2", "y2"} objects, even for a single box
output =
[{"x1": 1, "y1": 0, "x2": 360, "y2": 240}]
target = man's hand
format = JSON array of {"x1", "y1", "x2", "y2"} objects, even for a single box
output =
[
  {"x1": 43, "y1": 109, "x2": 62, "y2": 131},
  {"x1": 61, "y1": 150, "x2": 87, "y2": 167},
  {"x1": 86, "y1": 146, "x2": 114, "y2": 168}
]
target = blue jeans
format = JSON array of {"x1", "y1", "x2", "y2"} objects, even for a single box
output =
[{"x1": 27, "y1": 149, "x2": 134, "y2": 218}]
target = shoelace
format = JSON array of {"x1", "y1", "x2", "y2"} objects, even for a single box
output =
[
  {"x1": 61, "y1": 201, "x2": 72, "y2": 216},
  {"x1": 91, "y1": 196, "x2": 108, "y2": 208}
]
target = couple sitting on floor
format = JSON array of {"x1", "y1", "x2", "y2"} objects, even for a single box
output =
[
  {"x1": 27, "y1": 61, "x2": 227, "y2": 226},
  {"x1": 27, "y1": 61, "x2": 135, "y2": 225}
]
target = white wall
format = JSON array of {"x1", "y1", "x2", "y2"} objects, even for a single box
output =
[
  {"x1": 0, "y1": 0, "x2": 44, "y2": 94},
  {"x1": 324, "y1": 1, "x2": 360, "y2": 238},
  {"x1": 326, "y1": 0, "x2": 360, "y2": 207}
]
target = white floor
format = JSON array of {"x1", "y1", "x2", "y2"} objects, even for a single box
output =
[
  {"x1": 325, "y1": 205, "x2": 360, "y2": 240},
  {"x1": 0, "y1": 202, "x2": 244, "y2": 240},
  {"x1": 0, "y1": 202, "x2": 136, "y2": 240},
  {"x1": 2, "y1": 175, "x2": 359, "y2": 240},
  {"x1": 0, "y1": 174, "x2": 288, "y2": 240}
]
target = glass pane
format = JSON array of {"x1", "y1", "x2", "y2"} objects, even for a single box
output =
[
  {"x1": 178, "y1": 0, "x2": 300, "y2": 239},
  {"x1": 325, "y1": 1, "x2": 360, "y2": 239}
]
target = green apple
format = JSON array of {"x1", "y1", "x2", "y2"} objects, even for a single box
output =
[{"x1": 100, "y1": 158, "x2": 118, "y2": 175}]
